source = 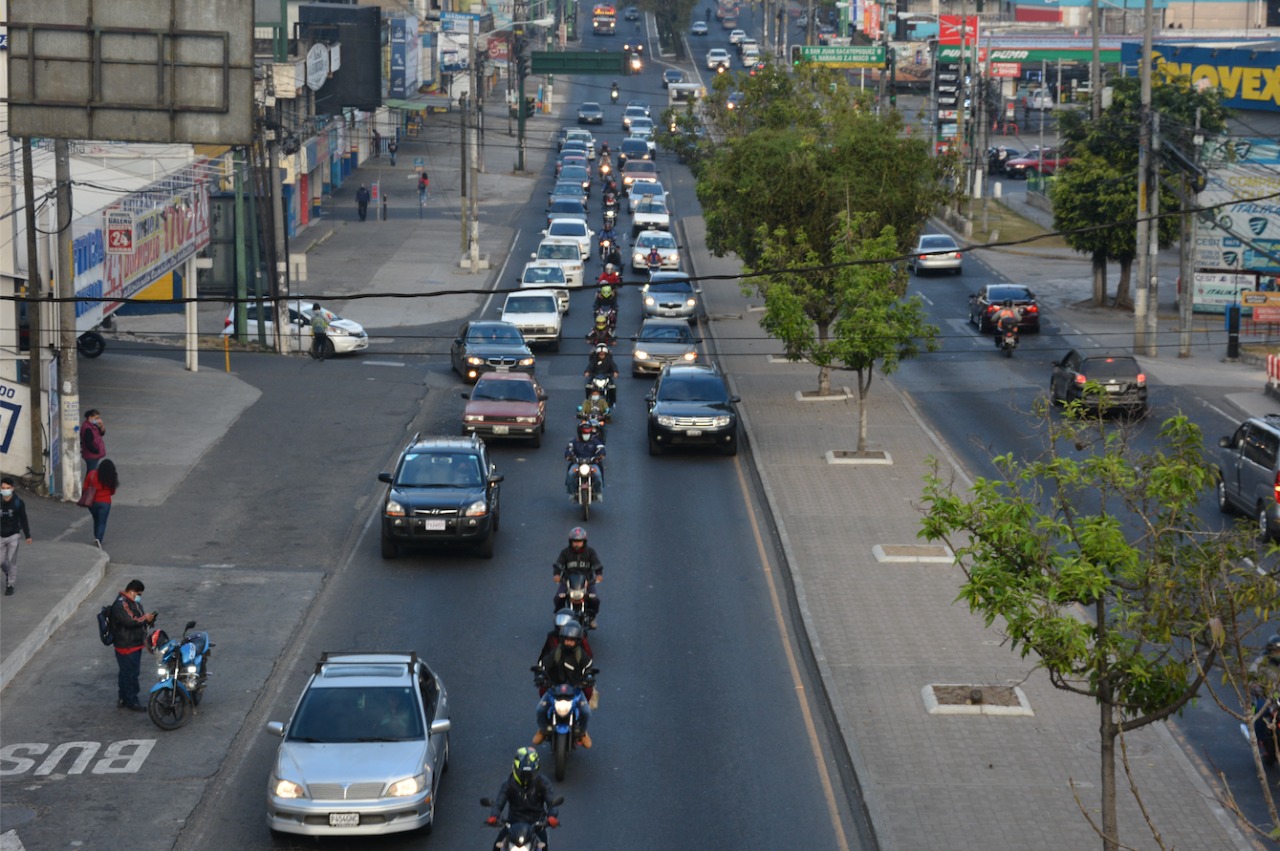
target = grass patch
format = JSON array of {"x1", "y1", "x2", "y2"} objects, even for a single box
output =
[{"x1": 968, "y1": 199, "x2": 1071, "y2": 251}]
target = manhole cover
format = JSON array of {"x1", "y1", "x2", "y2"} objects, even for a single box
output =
[{"x1": 922, "y1": 684, "x2": 1034, "y2": 716}]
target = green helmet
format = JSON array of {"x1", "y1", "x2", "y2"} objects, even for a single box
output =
[
  {"x1": 600, "y1": 285, "x2": 614, "y2": 298},
  {"x1": 513, "y1": 746, "x2": 540, "y2": 785}
]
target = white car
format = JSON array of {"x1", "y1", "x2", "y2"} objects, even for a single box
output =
[
  {"x1": 632, "y1": 229, "x2": 680, "y2": 272},
  {"x1": 542, "y1": 217, "x2": 595, "y2": 260},
  {"x1": 706, "y1": 48, "x2": 731, "y2": 70},
  {"x1": 501, "y1": 290, "x2": 563, "y2": 349},
  {"x1": 691, "y1": 20, "x2": 709, "y2": 35},
  {"x1": 628, "y1": 180, "x2": 664, "y2": 213},
  {"x1": 221, "y1": 299, "x2": 368, "y2": 357},
  {"x1": 740, "y1": 40, "x2": 760, "y2": 63},
  {"x1": 622, "y1": 105, "x2": 649, "y2": 130},
  {"x1": 517, "y1": 262, "x2": 571, "y2": 313},
  {"x1": 631, "y1": 194, "x2": 670, "y2": 236},
  {"x1": 531, "y1": 239, "x2": 586, "y2": 288},
  {"x1": 728, "y1": 29, "x2": 746, "y2": 46},
  {"x1": 563, "y1": 128, "x2": 596, "y2": 159}
]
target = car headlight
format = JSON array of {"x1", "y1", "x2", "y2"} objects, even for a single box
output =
[
  {"x1": 711, "y1": 415, "x2": 731, "y2": 427},
  {"x1": 465, "y1": 356, "x2": 484, "y2": 366},
  {"x1": 670, "y1": 251, "x2": 679, "y2": 263},
  {"x1": 464, "y1": 414, "x2": 485, "y2": 423},
  {"x1": 554, "y1": 698, "x2": 575, "y2": 716},
  {"x1": 682, "y1": 351, "x2": 697, "y2": 361},
  {"x1": 273, "y1": 778, "x2": 306, "y2": 799},
  {"x1": 686, "y1": 298, "x2": 697, "y2": 307},
  {"x1": 515, "y1": 415, "x2": 538, "y2": 424},
  {"x1": 657, "y1": 415, "x2": 675, "y2": 427},
  {"x1": 326, "y1": 326, "x2": 348, "y2": 336},
  {"x1": 644, "y1": 296, "x2": 656, "y2": 306},
  {"x1": 464, "y1": 499, "x2": 489, "y2": 517},
  {"x1": 634, "y1": 349, "x2": 650, "y2": 360},
  {"x1": 518, "y1": 357, "x2": 535, "y2": 367},
  {"x1": 387, "y1": 774, "x2": 426, "y2": 798},
  {"x1": 385, "y1": 498, "x2": 405, "y2": 517}
]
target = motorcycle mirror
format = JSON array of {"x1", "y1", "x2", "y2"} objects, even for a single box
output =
[
  {"x1": 550, "y1": 796, "x2": 566, "y2": 807},
  {"x1": 480, "y1": 797, "x2": 495, "y2": 807},
  {"x1": 184, "y1": 620, "x2": 197, "y2": 631}
]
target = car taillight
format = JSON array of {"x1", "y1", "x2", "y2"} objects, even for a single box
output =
[
  {"x1": 1074, "y1": 374, "x2": 1087, "y2": 385},
  {"x1": 1274, "y1": 471, "x2": 1280, "y2": 505},
  {"x1": 1135, "y1": 372, "x2": 1146, "y2": 386},
  {"x1": 1023, "y1": 304, "x2": 1038, "y2": 314},
  {"x1": 986, "y1": 305, "x2": 998, "y2": 314}
]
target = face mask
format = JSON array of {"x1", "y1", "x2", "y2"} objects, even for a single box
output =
[{"x1": 0, "y1": 489, "x2": 12, "y2": 498}]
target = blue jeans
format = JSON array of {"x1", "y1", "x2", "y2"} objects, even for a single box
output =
[
  {"x1": 89, "y1": 503, "x2": 111, "y2": 543},
  {"x1": 116, "y1": 647, "x2": 142, "y2": 706},
  {"x1": 565, "y1": 464, "x2": 603, "y2": 497},
  {"x1": 83, "y1": 457, "x2": 101, "y2": 472}
]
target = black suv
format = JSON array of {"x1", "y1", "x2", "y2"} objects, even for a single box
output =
[
  {"x1": 378, "y1": 434, "x2": 504, "y2": 559},
  {"x1": 1049, "y1": 351, "x2": 1148, "y2": 415},
  {"x1": 1216, "y1": 414, "x2": 1280, "y2": 542},
  {"x1": 645, "y1": 363, "x2": 740, "y2": 456}
]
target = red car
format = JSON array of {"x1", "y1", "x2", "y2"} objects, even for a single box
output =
[
  {"x1": 1004, "y1": 147, "x2": 1071, "y2": 179},
  {"x1": 462, "y1": 372, "x2": 548, "y2": 446}
]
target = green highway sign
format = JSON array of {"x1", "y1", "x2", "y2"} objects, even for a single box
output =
[
  {"x1": 531, "y1": 51, "x2": 627, "y2": 74},
  {"x1": 798, "y1": 45, "x2": 886, "y2": 68}
]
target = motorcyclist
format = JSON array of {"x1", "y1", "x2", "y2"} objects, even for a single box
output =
[
  {"x1": 602, "y1": 180, "x2": 619, "y2": 205},
  {"x1": 598, "y1": 225, "x2": 618, "y2": 258},
  {"x1": 610, "y1": 81, "x2": 619, "y2": 102},
  {"x1": 993, "y1": 300, "x2": 1020, "y2": 347},
  {"x1": 646, "y1": 245, "x2": 663, "y2": 274},
  {"x1": 594, "y1": 281, "x2": 620, "y2": 311},
  {"x1": 533, "y1": 620, "x2": 594, "y2": 748},
  {"x1": 600, "y1": 140, "x2": 611, "y2": 159},
  {"x1": 1250, "y1": 635, "x2": 1280, "y2": 763},
  {"x1": 552, "y1": 526, "x2": 604, "y2": 626},
  {"x1": 539, "y1": 608, "x2": 596, "y2": 659},
  {"x1": 564, "y1": 420, "x2": 606, "y2": 499},
  {"x1": 586, "y1": 314, "x2": 617, "y2": 348},
  {"x1": 579, "y1": 383, "x2": 611, "y2": 423},
  {"x1": 584, "y1": 343, "x2": 619, "y2": 404},
  {"x1": 486, "y1": 747, "x2": 560, "y2": 847}
]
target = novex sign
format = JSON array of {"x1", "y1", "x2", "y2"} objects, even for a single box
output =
[{"x1": 1123, "y1": 43, "x2": 1280, "y2": 112}]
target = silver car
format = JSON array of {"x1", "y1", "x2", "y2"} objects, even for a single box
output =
[
  {"x1": 641, "y1": 271, "x2": 702, "y2": 321},
  {"x1": 265, "y1": 651, "x2": 451, "y2": 837},
  {"x1": 630, "y1": 317, "x2": 701, "y2": 376},
  {"x1": 908, "y1": 234, "x2": 963, "y2": 275}
]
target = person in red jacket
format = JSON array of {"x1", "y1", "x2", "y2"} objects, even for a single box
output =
[
  {"x1": 83, "y1": 459, "x2": 119, "y2": 546},
  {"x1": 79, "y1": 409, "x2": 106, "y2": 471}
]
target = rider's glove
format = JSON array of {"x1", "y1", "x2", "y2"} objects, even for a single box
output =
[
  {"x1": 486, "y1": 816, "x2": 498, "y2": 826},
  {"x1": 548, "y1": 816, "x2": 560, "y2": 828}
]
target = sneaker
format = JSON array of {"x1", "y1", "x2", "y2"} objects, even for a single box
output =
[
  {"x1": 124, "y1": 704, "x2": 146, "y2": 713},
  {"x1": 576, "y1": 731, "x2": 593, "y2": 749},
  {"x1": 94, "y1": 540, "x2": 102, "y2": 549},
  {"x1": 4, "y1": 584, "x2": 12, "y2": 596},
  {"x1": 532, "y1": 729, "x2": 546, "y2": 746}
]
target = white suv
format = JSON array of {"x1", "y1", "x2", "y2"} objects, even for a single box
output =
[
  {"x1": 501, "y1": 290, "x2": 563, "y2": 350},
  {"x1": 531, "y1": 239, "x2": 586, "y2": 288},
  {"x1": 706, "y1": 48, "x2": 731, "y2": 69}
]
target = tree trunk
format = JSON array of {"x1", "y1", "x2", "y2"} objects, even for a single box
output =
[
  {"x1": 817, "y1": 364, "x2": 832, "y2": 397},
  {"x1": 1091, "y1": 252, "x2": 1108, "y2": 307},
  {"x1": 1097, "y1": 598, "x2": 1120, "y2": 851},
  {"x1": 1114, "y1": 258, "x2": 1133, "y2": 309},
  {"x1": 856, "y1": 368, "x2": 872, "y2": 454}
]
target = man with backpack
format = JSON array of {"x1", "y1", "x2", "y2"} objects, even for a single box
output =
[{"x1": 110, "y1": 579, "x2": 156, "y2": 711}]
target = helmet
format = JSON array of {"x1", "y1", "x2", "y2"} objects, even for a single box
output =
[
  {"x1": 558, "y1": 620, "x2": 584, "y2": 641},
  {"x1": 601, "y1": 284, "x2": 614, "y2": 297},
  {"x1": 595, "y1": 343, "x2": 610, "y2": 355},
  {"x1": 578, "y1": 421, "x2": 595, "y2": 441},
  {"x1": 145, "y1": 630, "x2": 170, "y2": 654},
  {"x1": 569, "y1": 526, "x2": 588, "y2": 546},
  {"x1": 595, "y1": 315, "x2": 608, "y2": 329},
  {"x1": 513, "y1": 747, "x2": 540, "y2": 785},
  {"x1": 555, "y1": 608, "x2": 581, "y2": 629}
]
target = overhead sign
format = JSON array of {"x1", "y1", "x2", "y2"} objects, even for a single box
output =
[
  {"x1": 937, "y1": 45, "x2": 1124, "y2": 63},
  {"x1": 104, "y1": 210, "x2": 135, "y2": 255},
  {"x1": 306, "y1": 43, "x2": 329, "y2": 91},
  {"x1": 798, "y1": 45, "x2": 886, "y2": 68},
  {"x1": 1127, "y1": 43, "x2": 1280, "y2": 113}
]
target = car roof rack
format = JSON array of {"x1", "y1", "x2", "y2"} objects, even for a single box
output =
[{"x1": 316, "y1": 650, "x2": 421, "y2": 675}]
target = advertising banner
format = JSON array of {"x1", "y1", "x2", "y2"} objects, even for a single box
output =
[
  {"x1": 1195, "y1": 136, "x2": 1280, "y2": 279},
  {"x1": 1193, "y1": 271, "x2": 1258, "y2": 313},
  {"x1": 1125, "y1": 43, "x2": 1280, "y2": 113},
  {"x1": 938, "y1": 15, "x2": 978, "y2": 47}
]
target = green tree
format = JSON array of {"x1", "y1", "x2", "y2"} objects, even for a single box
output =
[
  {"x1": 1053, "y1": 77, "x2": 1229, "y2": 308},
  {"x1": 750, "y1": 213, "x2": 938, "y2": 450},
  {"x1": 919, "y1": 409, "x2": 1270, "y2": 851}
]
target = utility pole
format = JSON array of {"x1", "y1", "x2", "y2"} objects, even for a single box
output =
[
  {"x1": 956, "y1": 0, "x2": 968, "y2": 210},
  {"x1": 1133, "y1": 0, "x2": 1154, "y2": 354},
  {"x1": 515, "y1": 0, "x2": 529, "y2": 171},
  {"x1": 1146, "y1": 110, "x2": 1160, "y2": 352},
  {"x1": 54, "y1": 140, "x2": 80, "y2": 499},
  {"x1": 460, "y1": 93, "x2": 470, "y2": 252},
  {"x1": 1179, "y1": 109, "x2": 1202, "y2": 358},
  {"x1": 21, "y1": 140, "x2": 47, "y2": 495},
  {"x1": 877, "y1": 0, "x2": 888, "y2": 108},
  {"x1": 469, "y1": 19, "x2": 482, "y2": 275}
]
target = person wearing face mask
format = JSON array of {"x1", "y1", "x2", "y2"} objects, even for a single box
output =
[
  {"x1": 80, "y1": 409, "x2": 106, "y2": 472},
  {"x1": 110, "y1": 579, "x2": 157, "y2": 711},
  {"x1": 0, "y1": 476, "x2": 33, "y2": 597}
]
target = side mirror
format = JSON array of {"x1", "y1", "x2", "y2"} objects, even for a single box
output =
[
  {"x1": 730, "y1": 395, "x2": 742, "y2": 403},
  {"x1": 531, "y1": 253, "x2": 537, "y2": 260},
  {"x1": 538, "y1": 392, "x2": 549, "y2": 401},
  {"x1": 1219, "y1": 436, "x2": 1232, "y2": 448},
  {"x1": 378, "y1": 472, "x2": 393, "y2": 484},
  {"x1": 488, "y1": 473, "x2": 506, "y2": 485},
  {"x1": 184, "y1": 620, "x2": 197, "y2": 631},
  {"x1": 429, "y1": 719, "x2": 452, "y2": 735},
  {"x1": 693, "y1": 337, "x2": 703, "y2": 344},
  {"x1": 265, "y1": 721, "x2": 285, "y2": 737}
]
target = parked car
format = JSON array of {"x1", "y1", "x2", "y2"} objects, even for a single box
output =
[
  {"x1": 706, "y1": 48, "x2": 731, "y2": 70},
  {"x1": 1004, "y1": 147, "x2": 1071, "y2": 179},
  {"x1": 1049, "y1": 350, "x2": 1148, "y2": 416},
  {"x1": 968, "y1": 284, "x2": 1040, "y2": 333},
  {"x1": 531, "y1": 238, "x2": 586, "y2": 288},
  {"x1": 642, "y1": 272, "x2": 701, "y2": 321},
  {"x1": 462, "y1": 372, "x2": 548, "y2": 445},
  {"x1": 691, "y1": 20, "x2": 709, "y2": 35},
  {"x1": 265, "y1": 651, "x2": 451, "y2": 835},
  {"x1": 449, "y1": 320, "x2": 536, "y2": 383},
  {"x1": 501, "y1": 290, "x2": 563, "y2": 350},
  {"x1": 630, "y1": 317, "x2": 700, "y2": 376},
  {"x1": 1216, "y1": 414, "x2": 1280, "y2": 541},
  {"x1": 1023, "y1": 88, "x2": 1055, "y2": 110},
  {"x1": 222, "y1": 299, "x2": 369, "y2": 357},
  {"x1": 377, "y1": 434, "x2": 503, "y2": 558},
  {"x1": 908, "y1": 234, "x2": 963, "y2": 275},
  {"x1": 517, "y1": 262, "x2": 571, "y2": 313},
  {"x1": 577, "y1": 102, "x2": 604, "y2": 124},
  {"x1": 632, "y1": 230, "x2": 680, "y2": 272},
  {"x1": 542, "y1": 218, "x2": 595, "y2": 260},
  {"x1": 645, "y1": 362, "x2": 740, "y2": 456}
]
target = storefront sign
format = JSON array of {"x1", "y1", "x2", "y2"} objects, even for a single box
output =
[{"x1": 1124, "y1": 43, "x2": 1280, "y2": 113}]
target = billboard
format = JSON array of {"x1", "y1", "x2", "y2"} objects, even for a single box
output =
[
  {"x1": 299, "y1": 4, "x2": 383, "y2": 114},
  {"x1": 388, "y1": 16, "x2": 421, "y2": 99},
  {"x1": 1195, "y1": 137, "x2": 1280, "y2": 278},
  {"x1": 1123, "y1": 42, "x2": 1280, "y2": 113}
]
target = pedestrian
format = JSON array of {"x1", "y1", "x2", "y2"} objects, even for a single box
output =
[
  {"x1": 418, "y1": 170, "x2": 430, "y2": 204},
  {"x1": 356, "y1": 184, "x2": 371, "y2": 221},
  {"x1": 1, "y1": 476, "x2": 33, "y2": 597},
  {"x1": 82, "y1": 458, "x2": 118, "y2": 547},
  {"x1": 80, "y1": 409, "x2": 106, "y2": 471},
  {"x1": 309, "y1": 304, "x2": 330, "y2": 361},
  {"x1": 372, "y1": 128, "x2": 381, "y2": 158},
  {"x1": 387, "y1": 137, "x2": 398, "y2": 166},
  {"x1": 110, "y1": 579, "x2": 156, "y2": 711}
]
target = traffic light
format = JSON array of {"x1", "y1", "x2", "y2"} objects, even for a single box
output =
[
  {"x1": 524, "y1": 96, "x2": 536, "y2": 117},
  {"x1": 890, "y1": 92, "x2": 897, "y2": 107},
  {"x1": 518, "y1": 56, "x2": 530, "y2": 77},
  {"x1": 791, "y1": 45, "x2": 802, "y2": 66}
]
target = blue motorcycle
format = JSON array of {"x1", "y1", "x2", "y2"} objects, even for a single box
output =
[
  {"x1": 533, "y1": 671, "x2": 598, "y2": 781},
  {"x1": 146, "y1": 620, "x2": 213, "y2": 731}
]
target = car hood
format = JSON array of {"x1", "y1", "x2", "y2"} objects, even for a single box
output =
[
  {"x1": 277, "y1": 741, "x2": 428, "y2": 791},
  {"x1": 634, "y1": 341, "x2": 695, "y2": 356},
  {"x1": 390, "y1": 484, "x2": 487, "y2": 509},
  {"x1": 463, "y1": 342, "x2": 533, "y2": 358},
  {"x1": 651, "y1": 399, "x2": 734, "y2": 417},
  {"x1": 466, "y1": 400, "x2": 541, "y2": 417},
  {"x1": 504, "y1": 311, "x2": 560, "y2": 324},
  {"x1": 327, "y1": 318, "x2": 365, "y2": 335}
]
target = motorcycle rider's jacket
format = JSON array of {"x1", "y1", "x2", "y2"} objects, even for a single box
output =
[
  {"x1": 1251, "y1": 654, "x2": 1280, "y2": 699},
  {"x1": 580, "y1": 395, "x2": 610, "y2": 419},
  {"x1": 553, "y1": 544, "x2": 604, "y2": 581},
  {"x1": 538, "y1": 641, "x2": 594, "y2": 687},
  {"x1": 110, "y1": 592, "x2": 150, "y2": 649},
  {"x1": 585, "y1": 352, "x2": 618, "y2": 377},
  {"x1": 489, "y1": 774, "x2": 559, "y2": 825},
  {"x1": 565, "y1": 438, "x2": 605, "y2": 465},
  {"x1": 995, "y1": 309, "x2": 1019, "y2": 332}
]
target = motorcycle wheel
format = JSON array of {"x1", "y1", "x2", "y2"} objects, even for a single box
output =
[
  {"x1": 1003, "y1": 345, "x2": 1013, "y2": 358},
  {"x1": 580, "y1": 485, "x2": 591, "y2": 521},
  {"x1": 553, "y1": 730, "x2": 570, "y2": 781},
  {"x1": 149, "y1": 687, "x2": 192, "y2": 731}
]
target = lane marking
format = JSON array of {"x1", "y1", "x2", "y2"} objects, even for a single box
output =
[{"x1": 732, "y1": 456, "x2": 852, "y2": 851}]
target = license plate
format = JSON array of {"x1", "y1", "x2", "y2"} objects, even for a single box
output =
[
  {"x1": 493, "y1": 425, "x2": 510, "y2": 434},
  {"x1": 424, "y1": 519, "x2": 447, "y2": 531},
  {"x1": 1105, "y1": 384, "x2": 1121, "y2": 393},
  {"x1": 329, "y1": 813, "x2": 359, "y2": 827},
  {"x1": 686, "y1": 429, "x2": 703, "y2": 437}
]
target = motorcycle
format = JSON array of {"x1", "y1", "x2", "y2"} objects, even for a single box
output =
[
  {"x1": 610, "y1": 87, "x2": 619, "y2": 103},
  {"x1": 603, "y1": 208, "x2": 618, "y2": 231},
  {"x1": 147, "y1": 619, "x2": 213, "y2": 731},
  {"x1": 998, "y1": 327, "x2": 1019, "y2": 357},
  {"x1": 584, "y1": 373, "x2": 617, "y2": 406},
  {"x1": 584, "y1": 327, "x2": 617, "y2": 349},
  {"x1": 599, "y1": 160, "x2": 613, "y2": 179},
  {"x1": 559, "y1": 570, "x2": 598, "y2": 629},
  {"x1": 480, "y1": 796, "x2": 565, "y2": 851},
  {"x1": 598, "y1": 237, "x2": 616, "y2": 261},
  {"x1": 577, "y1": 398, "x2": 611, "y2": 438},
  {"x1": 568, "y1": 456, "x2": 603, "y2": 520},
  {"x1": 530, "y1": 669, "x2": 599, "y2": 781},
  {"x1": 593, "y1": 306, "x2": 618, "y2": 333}
]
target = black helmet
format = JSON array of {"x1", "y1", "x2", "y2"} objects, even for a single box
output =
[
  {"x1": 559, "y1": 620, "x2": 584, "y2": 641},
  {"x1": 513, "y1": 747, "x2": 540, "y2": 785}
]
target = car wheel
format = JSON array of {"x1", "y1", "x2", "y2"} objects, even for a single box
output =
[
  {"x1": 722, "y1": 437, "x2": 738, "y2": 457},
  {"x1": 1259, "y1": 504, "x2": 1274, "y2": 543},
  {"x1": 476, "y1": 529, "x2": 495, "y2": 559},
  {"x1": 1216, "y1": 477, "x2": 1234, "y2": 515},
  {"x1": 530, "y1": 429, "x2": 542, "y2": 448},
  {"x1": 380, "y1": 529, "x2": 398, "y2": 559},
  {"x1": 1049, "y1": 380, "x2": 1061, "y2": 405},
  {"x1": 443, "y1": 733, "x2": 451, "y2": 772},
  {"x1": 648, "y1": 434, "x2": 663, "y2": 456}
]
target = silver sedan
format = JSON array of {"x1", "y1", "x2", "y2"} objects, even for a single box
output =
[
  {"x1": 630, "y1": 317, "x2": 701, "y2": 376},
  {"x1": 908, "y1": 234, "x2": 963, "y2": 275}
]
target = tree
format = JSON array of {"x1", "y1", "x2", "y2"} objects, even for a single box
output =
[
  {"x1": 1052, "y1": 77, "x2": 1229, "y2": 308},
  {"x1": 749, "y1": 213, "x2": 938, "y2": 450},
  {"x1": 919, "y1": 408, "x2": 1270, "y2": 851}
]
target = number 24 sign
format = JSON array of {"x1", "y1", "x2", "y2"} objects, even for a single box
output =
[{"x1": 104, "y1": 209, "x2": 135, "y2": 255}]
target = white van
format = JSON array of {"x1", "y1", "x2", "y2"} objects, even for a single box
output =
[{"x1": 668, "y1": 82, "x2": 705, "y2": 106}]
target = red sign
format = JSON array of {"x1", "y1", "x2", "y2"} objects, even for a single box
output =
[
  {"x1": 938, "y1": 15, "x2": 979, "y2": 46},
  {"x1": 863, "y1": 2, "x2": 881, "y2": 40},
  {"x1": 104, "y1": 209, "x2": 134, "y2": 255},
  {"x1": 990, "y1": 61, "x2": 1021, "y2": 78}
]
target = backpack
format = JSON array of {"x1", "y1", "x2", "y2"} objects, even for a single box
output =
[{"x1": 97, "y1": 603, "x2": 115, "y2": 646}]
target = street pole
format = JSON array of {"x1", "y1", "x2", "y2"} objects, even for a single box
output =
[
  {"x1": 460, "y1": 94, "x2": 469, "y2": 252},
  {"x1": 877, "y1": 0, "x2": 888, "y2": 108},
  {"x1": 1146, "y1": 110, "x2": 1160, "y2": 353},
  {"x1": 1179, "y1": 108, "x2": 1202, "y2": 358},
  {"x1": 956, "y1": 0, "x2": 968, "y2": 210},
  {"x1": 1134, "y1": 0, "x2": 1154, "y2": 354},
  {"x1": 55, "y1": 140, "x2": 80, "y2": 500},
  {"x1": 21, "y1": 140, "x2": 47, "y2": 495}
]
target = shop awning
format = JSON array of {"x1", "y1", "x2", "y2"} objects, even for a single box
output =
[{"x1": 384, "y1": 94, "x2": 455, "y2": 112}]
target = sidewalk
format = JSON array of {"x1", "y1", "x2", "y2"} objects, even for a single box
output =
[{"x1": 2, "y1": 90, "x2": 1276, "y2": 851}]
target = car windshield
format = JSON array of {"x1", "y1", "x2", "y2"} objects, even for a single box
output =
[
  {"x1": 549, "y1": 222, "x2": 587, "y2": 237},
  {"x1": 288, "y1": 686, "x2": 424, "y2": 743},
  {"x1": 397, "y1": 453, "x2": 484, "y2": 488},
  {"x1": 1081, "y1": 357, "x2": 1140, "y2": 378},
  {"x1": 625, "y1": 161, "x2": 656, "y2": 174},
  {"x1": 506, "y1": 296, "x2": 557, "y2": 314},
  {"x1": 658, "y1": 374, "x2": 729, "y2": 403},
  {"x1": 550, "y1": 201, "x2": 585, "y2": 214},
  {"x1": 648, "y1": 280, "x2": 693, "y2": 294},
  {"x1": 621, "y1": 140, "x2": 649, "y2": 156},
  {"x1": 560, "y1": 167, "x2": 589, "y2": 180},
  {"x1": 625, "y1": 107, "x2": 647, "y2": 117},
  {"x1": 636, "y1": 200, "x2": 666, "y2": 214},
  {"x1": 524, "y1": 266, "x2": 567, "y2": 283},
  {"x1": 581, "y1": 102, "x2": 601, "y2": 111},
  {"x1": 631, "y1": 119, "x2": 654, "y2": 131},
  {"x1": 919, "y1": 236, "x2": 957, "y2": 251},
  {"x1": 538, "y1": 244, "x2": 579, "y2": 260},
  {"x1": 640, "y1": 324, "x2": 694, "y2": 343},
  {"x1": 472, "y1": 379, "x2": 539, "y2": 403},
  {"x1": 987, "y1": 286, "x2": 1033, "y2": 302},
  {"x1": 467, "y1": 325, "x2": 524, "y2": 344},
  {"x1": 639, "y1": 234, "x2": 676, "y2": 249},
  {"x1": 552, "y1": 182, "x2": 582, "y2": 195}
]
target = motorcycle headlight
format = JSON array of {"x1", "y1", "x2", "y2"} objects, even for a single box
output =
[
  {"x1": 569, "y1": 588, "x2": 585, "y2": 601},
  {"x1": 578, "y1": 463, "x2": 592, "y2": 476},
  {"x1": 554, "y1": 699, "x2": 575, "y2": 716},
  {"x1": 385, "y1": 498, "x2": 405, "y2": 517},
  {"x1": 157, "y1": 665, "x2": 169, "y2": 678},
  {"x1": 657, "y1": 415, "x2": 675, "y2": 427},
  {"x1": 273, "y1": 778, "x2": 306, "y2": 799},
  {"x1": 634, "y1": 349, "x2": 650, "y2": 360},
  {"x1": 387, "y1": 774, "x2": 426, "y2": 798},
  {"x1": 518, "y1": 357, "x2": 535, "y2": 368},
  {"x1": 185, "y1": 664, "x2": 199, "y2": 673},
  {"x1": 464, "y1": 499, "x2": 489, "y2": 517}
]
